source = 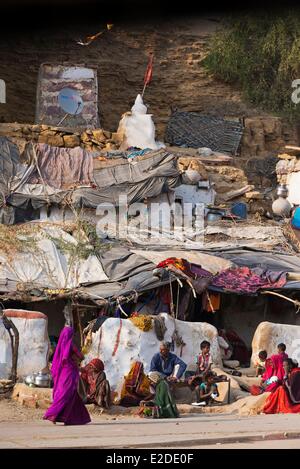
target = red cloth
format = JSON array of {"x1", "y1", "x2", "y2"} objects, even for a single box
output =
[
  {"x1": 250, "y1": 385, "x2": 263, "y2": 396},
  {"x1": 144, "y1": 54, "x2": 153, "y2": 86},
  {"x1": 263, "y1": 385, "x2": 300, "y2": 414},
  {"x1": 212, "y1": 267, "x2": 287, "y2": 294},
  {"x1": 250, "y1": 353, "x2": 289, "y2": 396},
  {"x1": 81, "y1": 359, "x2": 105, "y2": 396},
  {"x1": 262, "y1": 353, "x2": 288, "y2": 392}
]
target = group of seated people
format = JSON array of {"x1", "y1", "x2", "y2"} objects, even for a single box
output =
[
  {"x1": 251, "y1": 343, "x2": 300, "y2": 414},
  {"x1": 76, "y1": 339, "x2": 224, "y2": 418},
  {"x1": 119, "y1": 340, "x2": 224, "y2": 417}
]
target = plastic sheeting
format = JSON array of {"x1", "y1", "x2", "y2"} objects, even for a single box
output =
[
  {"x1": 0, "y1": 225, "x2": 108, "y2": 290},
  {"x1": 131, "y1": 249, "x2": 233, "y2": 275},
  {"x1": 0, "y1": 137, "x2": 21, "y2": 197}
]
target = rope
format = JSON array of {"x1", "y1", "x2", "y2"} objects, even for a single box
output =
[{"x1": 116, "y1": 298, "x2": 129, "y2": 317}]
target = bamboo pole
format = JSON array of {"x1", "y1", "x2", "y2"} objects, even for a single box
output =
[{"x1": 261, "y1": 291, "x2": 300, "y2": 312}]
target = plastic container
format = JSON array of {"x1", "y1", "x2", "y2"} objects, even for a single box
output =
[
  {"x1": 292, "y1": 207, "x2": 300, "y2": 229},
  {"x1": 231, "y1": 202, "x2": 247, "y2": 219}
]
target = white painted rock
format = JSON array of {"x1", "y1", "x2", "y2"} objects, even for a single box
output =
[
  {"x1": 0, "y1": 309, "x2": 49, "y2": 379},
  {"x1": 83, "y1": 313, "x2": 222, "y2": 398},
  {"x1": 252, "y1": 321, "x2": 300, "y2": 365}
]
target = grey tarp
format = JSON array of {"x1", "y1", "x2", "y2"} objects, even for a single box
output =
[
  {"x1": 7, "y1": 191, "x2": 67, "y2": 210},
  {"x1": 165, "y1": 111, "x2": 243, "y2": 155},
  {"x1": 83, "y1": 246, "x2": 171, "y2": 300},
  {"x1": 93, "y1": 150, "x2": 179, "y2": 188},
  {"x1": 5, "y1": 148, "x2": 181, "y2": 210},
  {"x1": 72, "y1": 176, "x2": 180, "y2": 207},
  {"x1": 0, "y1": 137, "x2": 21, "y2": 197}
]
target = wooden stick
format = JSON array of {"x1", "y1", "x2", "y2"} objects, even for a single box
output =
[
  {"x1": 75, "y1": 306, "x2": 84, "y2": 349},
  {"x1": 261, "y1": 291, "x2": 300, "y2": 309}
]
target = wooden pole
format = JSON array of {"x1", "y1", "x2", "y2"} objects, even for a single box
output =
[
  {"x1": 141, "y1": 83, "x2": 147, "y2": 98},
  {"x1": 73, "y1": 305, "x2": 84, "y2": 349}
]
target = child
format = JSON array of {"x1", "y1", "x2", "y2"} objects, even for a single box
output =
[
  {"x1": 197, "y1": 340, "x2": 212, "y2": 375},
  {"x1": 254, "y1": 350, "x2": 267, "y2": 377},
  {"x1": 187, "y1": 340, "x2": 213, "y2": 388},
  {"x1": 192, "y1": 371, "x2": 219, "y2": 406}
]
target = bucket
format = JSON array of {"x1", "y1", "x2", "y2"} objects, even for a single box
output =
[{"x1": 231, "y1": 202, "x2": 247, "y2": 219}]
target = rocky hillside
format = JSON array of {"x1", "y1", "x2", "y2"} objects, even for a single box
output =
[{"x1": 0, "y1": 17, "x2": 269, "y2": 139}]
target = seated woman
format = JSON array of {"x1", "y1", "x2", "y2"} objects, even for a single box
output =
[
  {"x1": 80, "y1": 358, "x2": 111, "y2": 409},
  {"x1": 139, "y1": 371, "x2": 179, "y2": 418},
  {"x1": 250, "y1": 349, "x2": 287, "y2": 395},
  {"x1": 263, "y1": 358, "x2": 300, "y2": 414},
  {"x1": 119, "y1": 361, "x2": 151, "y2": 406}
]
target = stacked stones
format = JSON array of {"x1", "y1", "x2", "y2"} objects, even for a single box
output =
[{"x1": 0, "y1": 123, "x2": 122, "y2": 151}]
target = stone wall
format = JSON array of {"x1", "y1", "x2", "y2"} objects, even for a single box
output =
[
  {"x1": 0, "y1": 122, "x2": 121, "y2": 152},
  {"x1": 240, "y1": 117, "x2": 298, "y2": 158}
]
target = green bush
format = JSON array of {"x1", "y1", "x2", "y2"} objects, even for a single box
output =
[{"x1": 203, "y1": 12, "x2": 300, "y2": 121}]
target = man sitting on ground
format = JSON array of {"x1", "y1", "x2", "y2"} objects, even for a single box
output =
[{"x1": 150, "y1": 341, "x2": 187, "y2": 383}]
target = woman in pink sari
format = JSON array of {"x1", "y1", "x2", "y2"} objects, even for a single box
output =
[{"x1": 44, "y1": 326, "x2": 91, "y2": 425}]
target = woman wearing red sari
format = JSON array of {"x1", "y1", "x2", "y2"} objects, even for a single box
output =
[
  {"x1": 263, "y1": 358, "x2": 300, "y2": 414},
  {"x1": 80, "y1": 358, "x2": 111, "y2": 409},
  {"x1": 44, "y1": 325, "x2": 91, "y2": 425},
  {"x1": 250, "y1": 344, "x2": 288, "y2": 395}
]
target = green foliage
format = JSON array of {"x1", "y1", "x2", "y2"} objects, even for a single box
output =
[{"x1": 203, "y1": 12, "x2": 300, "y2": 120}]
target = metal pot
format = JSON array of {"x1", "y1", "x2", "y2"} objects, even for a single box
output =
[
  {"x1": 34, "y1": 372, "x2": 51, "y2": 388},
  {"x1": 25, "y1": 374, "x2": 35, "y2": 385},
  {"x1": 276, "y1": 184, "x2": 288, "y2": 198},
  {"x1": 206, "y1": 210, "x2": 223, "y2": 222}
]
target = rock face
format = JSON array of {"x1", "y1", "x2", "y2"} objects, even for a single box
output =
[
  {"x1": 252, "y1": 321, "x2": 300, "y2": 365},
  {"x1": 0, "y1": 309, "x2": 49, "y2": 380},
  {"x1": 83, "y1": 313, "x2": 222, "y2": 399}
]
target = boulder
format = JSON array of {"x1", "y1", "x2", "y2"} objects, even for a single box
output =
[
  {"x1": 0, "y1": 309, "x2": 49, "y2": 379},
  {"x1": 83, "y1": 313, "x2": 222, "y2": 399},
  {"x1": 252, "y1": 321, "x2": 300, "y2": 365}
]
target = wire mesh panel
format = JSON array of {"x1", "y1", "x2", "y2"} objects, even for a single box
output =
[{"x1": 165, "y1": 111, "x2": 243, "y2": 155}]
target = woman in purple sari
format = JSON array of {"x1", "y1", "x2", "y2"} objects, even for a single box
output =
[{"x1": 44, "y1": 326, "x2": 91, "y2": 425}]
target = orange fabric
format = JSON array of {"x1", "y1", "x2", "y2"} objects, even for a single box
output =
[
  {"x1": 4, "y1": 309, "x2": 47, "y2": 320},
  {"x1": 263, "y1": 385, "x2": 300, "y2": 414},
  {"x1": 120, "y1": 361, "x2": 150, "y2": 406},
  {"x1": 204, "y1": 293, "x2": 221, "y2": 312}
]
